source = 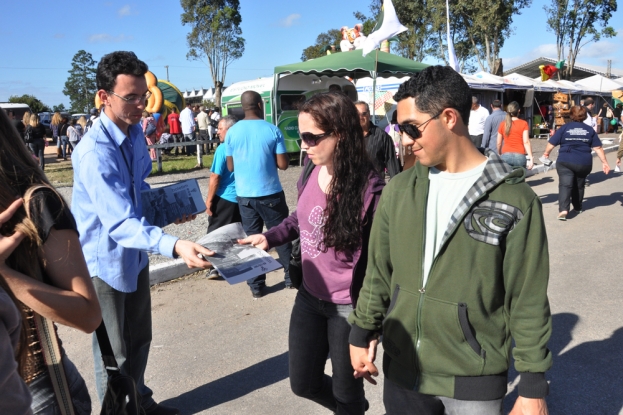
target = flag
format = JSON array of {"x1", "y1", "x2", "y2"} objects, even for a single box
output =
[
  {"x1": 446, "y1": 0, "x2": 460, "y2": 72},
  {"x1": 555, "y1": 60, "x2": 565, "y2": 70},
  {"x1": 361, "y1": 0, "x2": 408, "y2": 57},
  {"x1": 539, "y1": 64, "x2": 558, "y2": 81}
]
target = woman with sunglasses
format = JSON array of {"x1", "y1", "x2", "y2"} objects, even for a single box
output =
[{"x1": 240, "y1": 92, "x2": 385, "y2": 414}]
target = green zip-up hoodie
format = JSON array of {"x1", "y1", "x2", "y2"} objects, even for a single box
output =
[{"x1": 349, "y1": 150, "x2": 552, "y2": 401}]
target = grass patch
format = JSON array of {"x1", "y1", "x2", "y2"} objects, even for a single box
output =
[
  {"x1": 44, "y1": 153, "x2": 214, "y2": 186},
  {"x1": 149, "y1": 153, "x2": 214, "y2": 176}
]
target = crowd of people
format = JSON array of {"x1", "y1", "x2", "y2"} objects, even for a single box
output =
[{"x1": 0, "y1": 49, "x2": 620, "y2": 415}]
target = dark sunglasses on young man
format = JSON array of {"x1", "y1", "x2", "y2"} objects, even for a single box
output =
[
  {"x1": 397, "y1": 112, "x2": 441, "y2": 139},
  {"x1": 299, "y1": 131, "x2": 330, "y2": 147}
]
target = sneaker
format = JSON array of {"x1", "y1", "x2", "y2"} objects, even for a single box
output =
[
  {"x1": 144, "y1": 403, "x2": 180, "y2": 415},
  {"x1": 252, "y1": 289, "x2": 263, "y2": 299},
  {"x1": 557, "y1": 212, "x2": 567, "y2": 221},
  {"x1": 206, "y1": 269, "x2": 220, "y2": 280}
]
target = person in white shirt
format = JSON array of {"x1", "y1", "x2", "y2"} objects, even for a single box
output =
[
  {"x1": 468, "y1": 96, "x2": 490, "y2": 147},
  {"x1": 179, "y1": 102, "x2": 196, "y2": 156},
  {"x1": 208, "y1": 107, "x2": 221, "y2": 153},
  {"x1": 196, "y1": 106, "x2": 210, "y2": 153},
  {"x1": 582, "y1": 97, "x2": 597, "y2": 132}
]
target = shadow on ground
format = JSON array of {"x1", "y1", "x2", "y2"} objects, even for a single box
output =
[
  {"x1": 161, "y1": 352, "x2": 289, "y2": 414},
  {"x1": 527, "y1": 176, "x2": 554, "y2": 187},
  {"x1": 504, "y1": 313, "x2": 623, "y2": 414}
]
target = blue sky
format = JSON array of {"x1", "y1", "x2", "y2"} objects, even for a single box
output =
[{"x1": 1, "y1": 0, "x2": 621, "y2": 109}]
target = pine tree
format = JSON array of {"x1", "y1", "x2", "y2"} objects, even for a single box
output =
[{"x1": 63, "y1": 50, "x2": 97, "y2": 113}]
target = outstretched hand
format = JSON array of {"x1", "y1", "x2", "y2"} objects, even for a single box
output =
[
  {"x1": 350, "y1": 337, "x2": 379, "y2": 385},
  {"x1": 238, "y1": 234, "x2": 269, "y2": 251},
  {"x1": 174, "y1": 240, "x2": 213, "y2": 269},
  {"x1": 0, "y1": 199, "x2": 25, "y2": 264}
]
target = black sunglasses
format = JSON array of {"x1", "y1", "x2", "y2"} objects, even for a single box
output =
[
  {"x1": 299, "y1": 131, "x2": 330, "y2": 147},
  {"x1": 397, "y1": 112, "x2": 441, "y2": 139}
]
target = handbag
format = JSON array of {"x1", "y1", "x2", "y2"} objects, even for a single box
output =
[
  {"x1": 289, "y1": 158, "x2": 316, "y2": 289},
  {"x1": 95, "y1": 321, "x2": 146, "y2": 415}
]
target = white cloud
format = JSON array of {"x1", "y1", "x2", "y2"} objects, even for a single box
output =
[
  {"x1": 278, "y1": 13, "x2": 301, "y2": 27},
  {"x1": 503, "y1": 43, "x2": 558, "y2": 70},
  {"x1": 89, "y1": 33, "x2": 133, "y2": 43},
  {"x1": 118, "y1": 5, "x2": 132, "y2": 17}
]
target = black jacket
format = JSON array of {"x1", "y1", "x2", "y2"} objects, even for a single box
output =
[{"x1": 364, "y1": 123, "x2": 400, "y2": 178}]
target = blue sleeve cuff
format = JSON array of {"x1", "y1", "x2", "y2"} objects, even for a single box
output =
[{"x1": 159, "y1": 234, "x2": 179, "y2": 259}]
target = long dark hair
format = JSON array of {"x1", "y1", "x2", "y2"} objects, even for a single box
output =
[
  {"x1": 0, "y1": 108, "x2": 57, "y2": 375},
  {"x1": 299, "y1": 92, "x2": 377, "y2": 253}
]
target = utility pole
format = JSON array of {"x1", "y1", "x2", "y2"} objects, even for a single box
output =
[{"x1": 165, "y1": 65, "x2": 169, "y2": 81}]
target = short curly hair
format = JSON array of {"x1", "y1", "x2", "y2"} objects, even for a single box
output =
[
  {"x1": 393, "y1": 65, "x2": 471, "y2": 126},
  {"x1": 96, "y1": 51, "x2": 148, "y2": 92}
]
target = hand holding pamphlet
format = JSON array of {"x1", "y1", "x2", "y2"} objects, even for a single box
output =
[{"x1": 196, "y1": 223, "x2": 283, "y2": 284}]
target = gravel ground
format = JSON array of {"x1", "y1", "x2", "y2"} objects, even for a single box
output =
[{"x1": 54, "y1": 134, "x2": 620, "y2": 266}]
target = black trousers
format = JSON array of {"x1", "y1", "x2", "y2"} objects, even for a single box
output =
[
  {"x1": 469, "y1": 134, "x2": 483, "y2": 148},
  {"x1": 556, "y1": 161, "x2": 592, "y2": 212},
  {"x1": 207, "y1": 195, "x2": 242, "y2": 233}
]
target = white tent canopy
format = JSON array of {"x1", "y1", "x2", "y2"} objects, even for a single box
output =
[{"x1": 575, "y1": 74, "x2": 623, "y2": 92}]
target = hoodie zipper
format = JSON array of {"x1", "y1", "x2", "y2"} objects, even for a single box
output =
[{"x1": 414, "y1": 188, "x2": 492, "y2": 387}]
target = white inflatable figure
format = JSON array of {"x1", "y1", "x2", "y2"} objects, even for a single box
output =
[{"x1": 340, "y1": 24, "x2": 367, "y2": 52}]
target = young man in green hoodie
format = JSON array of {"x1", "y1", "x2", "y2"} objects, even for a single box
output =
[{"x1": 348, "y1": 66, "x2": 552, "y2": 415}]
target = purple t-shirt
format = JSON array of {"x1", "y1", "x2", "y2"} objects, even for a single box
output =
[{"x1": 298, "y1": 167, "x2": 354, "y2": 304}]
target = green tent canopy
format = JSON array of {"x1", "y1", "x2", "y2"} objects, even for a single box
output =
[{"x1": 274, "y1": 49, "x2": 429, "y2": 79}]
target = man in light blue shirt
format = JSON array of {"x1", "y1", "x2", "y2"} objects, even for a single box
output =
[
  {"x1": 482, "y1": 99, "x2": 507, "y2": 153},
  {"x1": 71, "y1": 51, "x2": 212, "y2": 415},
  {"x1": 226, "y1": 90, "x2": 292, "y2": 298}
]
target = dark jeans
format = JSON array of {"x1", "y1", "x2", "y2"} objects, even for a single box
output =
[
  {"x1": 237, "y1": 191, "x2": 291, "y2": 290},
  {"x1": 29, "y1": 350, "x2": 91, "y2": 415},
  {"x1": 29, "y1": 138, "x2": 45, "y2": 170},
  {"x1": 383, "y1": 377, "x2": 503, "y2": 415},
  {"x1": 469, "y1": 134, "x2": 483, "y2": 148},
  {"x1": 60, "y1": 136, "x2": 70, "y2": 159},
  {"x1": 184, "y1": 133, "x2": 196, "y2": 155},
  {"x1": 289, "y1": 287, "x2": 365, "y2": 414},
  {"x1": 556, "y1": 161, "x2": 592, "y2": 212},
  {"x1": 92, "y1": 266, "x2": 155, "y2": 410},
  {"x1": 207, "y1": 195, "x2": 242, "y2": 233},
  {"x1": 199, "y1": 129, "x2": 210, "y2": 154}
]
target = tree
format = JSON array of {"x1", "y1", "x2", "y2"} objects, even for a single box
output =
[
  {"x1": 8, "y1": 94, "x2": 50, "y2": 113},
  {"x1": 181, "y1": 0, "x2": 245, "y2": 107},
  {"x1": 453, "y1": 0, "x2": 532, "y2": 73},
  {"x1": 301, "y1": 29, "x2": 343, "y2": 61},
  {"x1": 544, "y1": 0, "x2": 617, "y2": 79},
  {"x1": 63, "y1": 50, "x2": 97, "y2": 113},
  {"x1": 52, "y1": 103, "x2": 67, "y2": 113}
]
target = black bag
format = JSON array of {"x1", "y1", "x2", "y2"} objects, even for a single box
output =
[
  {"x1": 95, "y1": 322, "x2": 146, "y2": 415},
  {"x1": 24, "y1": 126, "x2": 34, "y2": 143},
  {"x1": 209, "y1": 118, "x2": 219, "y2": 129},
  {"x1": 288, "y1": 158, "x2": 316, "y2": 289}
]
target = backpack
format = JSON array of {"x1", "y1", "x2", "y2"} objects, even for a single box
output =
[
  {"x1": 24, "y1": 126, "x2": 34, "y2": 144},
  {"x1": 144, "y1": 119, "x2": 157, "y2": 136}
]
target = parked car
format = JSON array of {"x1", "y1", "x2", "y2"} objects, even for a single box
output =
[
  {"x1": 0, "y1": 103, "x2": 32, "y2": 121},
  {"x1": 72, "y1": 113, "x2": 88, "y2": 120}
]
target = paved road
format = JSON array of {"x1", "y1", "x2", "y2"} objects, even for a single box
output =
[{"x1": 57, "y1": 151, "x2": 623, "y2": 415}]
